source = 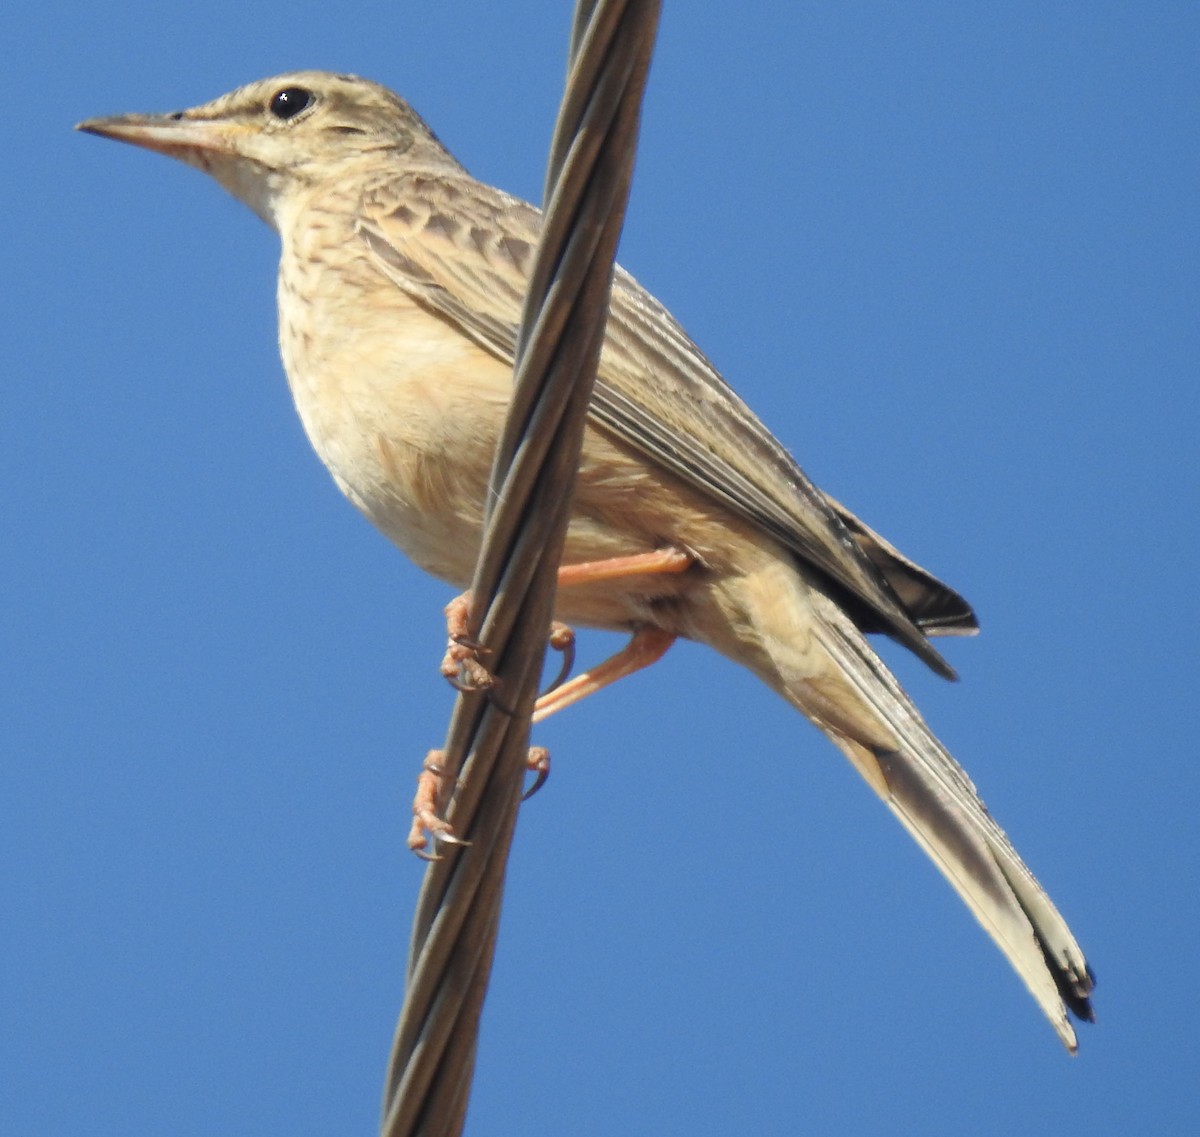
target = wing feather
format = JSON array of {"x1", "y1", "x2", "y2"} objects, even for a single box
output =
[{"x1": 356, "y1": 171, "x2": 974, "y2": 674}]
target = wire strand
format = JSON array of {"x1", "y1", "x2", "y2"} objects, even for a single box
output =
[{"x1": 379, "y1": 5, "x2": 662, "y2": 1135}]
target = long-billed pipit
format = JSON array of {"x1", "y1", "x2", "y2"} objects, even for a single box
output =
[{"x1": 78, "y1": 71, "x2": 1093, "y2": 1050}]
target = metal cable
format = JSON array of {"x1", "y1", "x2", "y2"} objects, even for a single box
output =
[{"x1": 379, "y1": 4, "x2": 661, "y2": 1135}]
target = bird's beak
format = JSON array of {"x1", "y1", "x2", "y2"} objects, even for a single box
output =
[
  {"x1": 76, "y1": 113, "x2": 241, "y2": 162},
  {"x1": 78, "y1": 109, "x2": 279, "y2": 226}
]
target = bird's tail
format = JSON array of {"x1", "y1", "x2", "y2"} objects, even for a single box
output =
[{"x1": 714, "y1": 561, "x2": 1094, "y2": 1050}]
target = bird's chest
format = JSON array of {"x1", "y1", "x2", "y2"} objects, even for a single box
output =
[{"x1": 274, "y1": 245, "x2": 513, "y2": 584}]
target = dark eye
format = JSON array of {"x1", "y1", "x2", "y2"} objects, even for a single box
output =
[{"x1": 268, "y1": 87, "x2": 315, "y2": 120}]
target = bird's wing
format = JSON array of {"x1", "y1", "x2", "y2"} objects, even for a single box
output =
[
  {"x1": 822, "y1": 495, "x2": 977, "y2": 636},
  {"x1": 356, "y1": 171, "x2": 975, "y2": 673},
  {"x1": 357, "y1": 171, "x2": 1094, "y2": 1051}
]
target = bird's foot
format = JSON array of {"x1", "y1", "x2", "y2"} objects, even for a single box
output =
[
  {"x1": 440, "y1": 593, "x2": 578, "y2": 698},
  {"x1": 407, "y1": 746, "x2": 552, "y2": 857},
  {"x1": 407, "y1": 750, "x2": 467, "y2": 859},
  {"x1": 440, "y1": 593, "x2": 495, "y2": 691}
]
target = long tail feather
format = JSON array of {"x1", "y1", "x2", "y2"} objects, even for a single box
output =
[{"x1": 724, "y1": 564, "x2": 1094, "y2": 1051}]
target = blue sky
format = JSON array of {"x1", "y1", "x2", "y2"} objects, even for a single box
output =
[{"x1": 5, "y1": 2, "x2": 1197, "y2": 1134}]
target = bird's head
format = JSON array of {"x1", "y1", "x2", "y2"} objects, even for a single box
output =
[{"x1": 77, "y1": 71, "x2": 459, "y2": 227}]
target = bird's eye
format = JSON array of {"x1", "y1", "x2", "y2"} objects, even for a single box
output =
[{"x1": 268, "y1": 87, "x2": 315, "y2": 120}]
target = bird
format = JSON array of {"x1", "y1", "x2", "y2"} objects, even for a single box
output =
[{"x1": 77, "y1": 70, "x2": 1094, "y2": 1050}]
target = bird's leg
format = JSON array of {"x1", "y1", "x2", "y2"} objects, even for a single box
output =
[
  {"x1": 417, "y1": 550, "x2": 689, "y2": 854},
  {"x1": 440, "y1": 547, "x2": 692, "y2": 694},
  {"x1": 532, "y1": 625, "x2": 676, "y2": 721},
  {"x1": 554, "y1": 547, "x2": 693, "y2": 587},
  {"x1": 531, "y1": 546, "x2": 692, "y2": 720}
]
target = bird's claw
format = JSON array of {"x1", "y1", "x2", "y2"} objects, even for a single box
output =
[
  {"x1": 440, "y1": 602, "x2": 577, "y2": 700},
  {"x1": 442, "y1": 650, "x2": 498, "y2": 693},
  {"x1": 540, "y1": 622, "x2": 577, "y2": 696},
  {"x1": 408, "y1": 746, "x2": 552, "y2": 855},
  {"x1": 522, "y1": 746, "x2": 551, "y2": 800},
  {"x1": 441, "y1": 593, "x2": 498, "y2": 692},
  {"x1": 408, "y1": 750, "x2": 473, "y2": 857}
]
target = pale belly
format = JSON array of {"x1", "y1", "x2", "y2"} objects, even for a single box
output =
[{"x1": 277, "y1": 296, "x2": 732, "y2": 632}]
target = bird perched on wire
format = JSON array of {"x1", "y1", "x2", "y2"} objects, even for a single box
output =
[{"x1": 78, "y1": 70, "x2": 1093, "y2": 1051}]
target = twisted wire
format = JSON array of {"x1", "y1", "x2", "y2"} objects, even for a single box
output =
[{"x1": 379, "y1": 5, "x2": 661, "y2": 1134}]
